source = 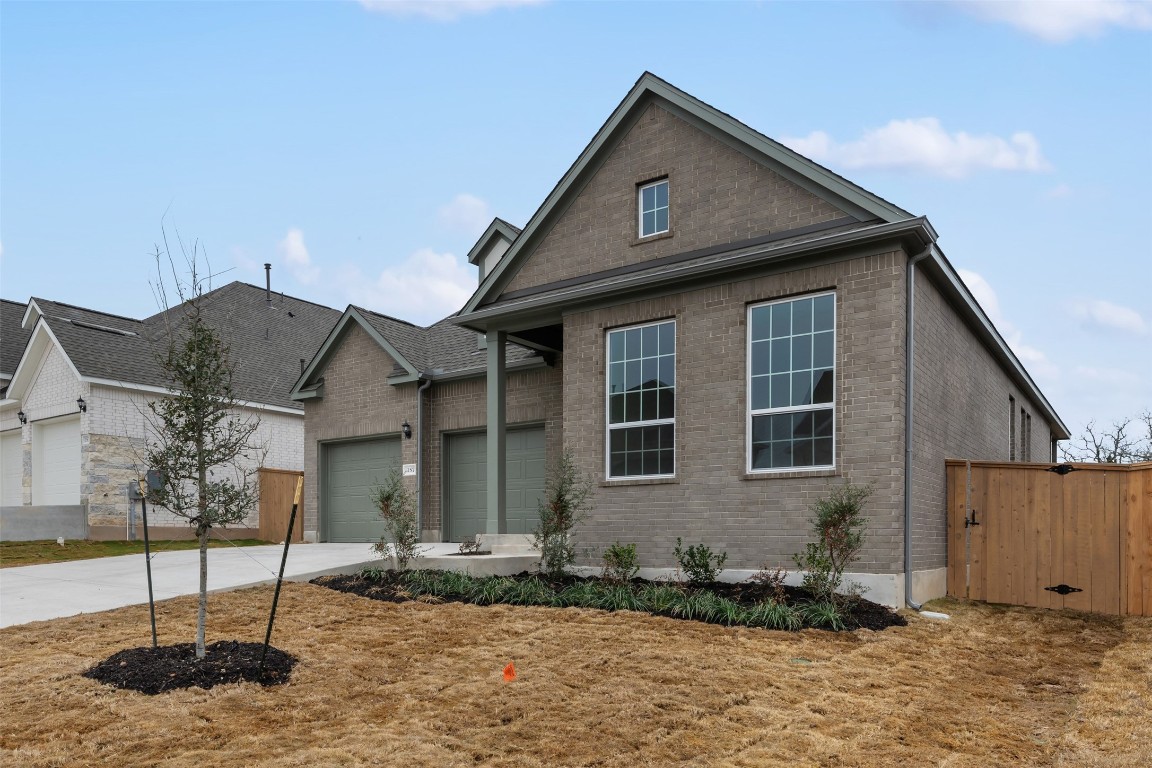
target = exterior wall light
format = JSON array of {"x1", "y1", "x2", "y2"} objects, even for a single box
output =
[
  {"x1": 77, "y1": 396, "x2": 87, "y2": 413},
  {"x1": 17, "y1": 411, "x2": 27, "y2": 425},
  {"x1": 402, "y1": 420, "x2": 412, "y2": 439}
]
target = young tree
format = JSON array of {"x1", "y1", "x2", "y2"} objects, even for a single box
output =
[
  {"x1": 1060, "y1": 411, "x2": 1152, "y2": 464},
  {"x1": 143, "y1": 236, "x2": 263, "y2": 659}
]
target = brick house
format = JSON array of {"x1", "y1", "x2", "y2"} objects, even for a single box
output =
[
  {"x1": 293, "y1": 73, "x2": 1067, "y2": 607},
  {"x1": 0, "y1": 283, "x2": 341, "y2": 540}
]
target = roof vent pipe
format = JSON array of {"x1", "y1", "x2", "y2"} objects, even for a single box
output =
[{"x1": 264, "y1": 263, "x2": 272, "y2": 306}]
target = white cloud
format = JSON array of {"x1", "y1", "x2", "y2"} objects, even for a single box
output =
[
  {"x1": 343, "y1": 248, "x2": 475, "y2": 325},
  {"x1": 438, "y1": 193, "x2": 492, "y2": 236},
  {"x1": 958, "y1": 268, "x2": 1059, "y2": 380},
  {"x1": 277, "y1": 228, "x2": 320, "y2": 285},
  {"x1": 782, "y1": 118, "x2": 1050, "y2": 178},
  {"x1": 358, "y1": 0, "x2": 544, "y2": 22},
  {"x1": 955, "y1": 0, "x2": 1152, "y2": 42},
  {"x1": 1072, "y1": 299, "x2": 1149, "y2": 335}
]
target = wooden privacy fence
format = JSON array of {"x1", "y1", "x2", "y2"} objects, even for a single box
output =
[
  {"x1": 946, "y1": 460, "x2": 1152, "y2": 616},
  {"x1": 258, "y1": 468, "x2": 305, "y2": 543}
]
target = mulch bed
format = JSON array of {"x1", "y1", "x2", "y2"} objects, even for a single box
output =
[
  {"x1": 83, "y1": 641, "x2": 297, "y2": 695},
  {"x1": 314, "y1": 571, "x2": 907, "y2": 631}
]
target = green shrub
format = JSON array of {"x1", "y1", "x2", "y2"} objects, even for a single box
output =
[
  {"x1": 792, "y1": 483, "x2": 872, "y2": 606},
  {"x1": 533, "y1": 452, "x2": 592, "y2": 578},
  {"x1": 370, "y1": 469, "x2": 423, "y2": 570},
  {"x1": 673, "y1": 537, "x2": 728, "y2": 585},
  {"x1": 601, "y1": 541, "x2": 640, "y2": 583}
]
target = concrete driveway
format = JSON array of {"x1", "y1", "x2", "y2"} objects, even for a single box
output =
[{"x1": 0, "y1": 542, "x2": 387, "y2": 628}]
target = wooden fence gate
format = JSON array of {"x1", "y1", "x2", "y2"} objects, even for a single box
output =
[
  {"x1": 258, "y1": 468, "x2": 305, "y2": 543},
  {"x1": 946, "y1": 460, "x2": 1152, "y2": 616}
]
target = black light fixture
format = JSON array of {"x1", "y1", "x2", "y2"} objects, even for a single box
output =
[
  {"x1": 77, "y1": 396, "x2": 87, "y2": 413},
  {"x1": 17, "y1": 410, "x2": 27, "y2": 425},
  {"x1": 401, "y1": 420, "x2": 412, "y2": 439}
]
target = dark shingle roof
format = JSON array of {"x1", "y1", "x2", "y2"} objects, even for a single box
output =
[
  {"x1": 17, "y1": 283, "x2": 341, "y2": 411},
  {"x1": 1, "y1": 299, "x2": 34, "y2": 379}
]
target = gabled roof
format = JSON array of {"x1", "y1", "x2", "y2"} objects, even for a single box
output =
[
  {"x1": 4, "y1": 283, "x2": 341, "y2": 411},
  {"x1": 291, "y1": 305, "x2": 540, "y2": 400},
  {"x1": 467, "y1": 218, "x2": 522, "y2": 266},
  {"x1": 1, "y1": 299, "x2": 34, "y2": 387},
  {"x1": 459, "y1": 71, "x2": 913, "y2": 316}
]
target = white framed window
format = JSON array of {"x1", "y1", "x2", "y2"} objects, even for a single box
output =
[
  {"x1": 747, "y1": 292, "x2": 835, "y2": 472},
  {"x1": 638, "y1": 179, "x2": 669, "y2": 238},
  {"x1": 606, "y1": 319, "x2": 675, "y2": 478}
]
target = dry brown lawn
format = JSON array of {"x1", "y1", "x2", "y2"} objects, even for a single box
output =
[{"x1": 1, "y1": 583, "x2": 1148, "y2": 767}]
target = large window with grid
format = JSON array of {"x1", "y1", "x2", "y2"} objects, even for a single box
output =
[
  {"x1": 607, "y1": 320, "x2": 675, "y2": 478},
  {"x1": 748, "y1": 292, "x2": 835, "y2": 471}
]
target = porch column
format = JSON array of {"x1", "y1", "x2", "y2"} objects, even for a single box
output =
[{"x1": 486, "y1": 329, "x2": 507, "y2": 534}]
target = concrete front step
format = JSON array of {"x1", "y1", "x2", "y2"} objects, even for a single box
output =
[
  {"x1": 417, "y1": 553, "x2": 539, "y2": 577},
  {"x1": 476, "y1": 533, "x2": 536, "y2": 555}
]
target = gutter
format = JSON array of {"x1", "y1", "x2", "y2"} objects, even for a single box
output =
[
  {"x1": 415, "y1": 377, "x2": 433, "y2": 536},
  {"x1": 904, "y1": 245, "x2": 949, "y2": 619}
]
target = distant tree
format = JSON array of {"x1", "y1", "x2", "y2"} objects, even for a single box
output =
[
  {"x1": 1060, "y1": 411, "x2": 1152, "y2": 464},
  {"x1": 143, "y1": 232, "x2": 263, "y2": 659}
]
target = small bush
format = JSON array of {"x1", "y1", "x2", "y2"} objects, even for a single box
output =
[
  {"x1": 533, "y1": 452, "x2": 592, "y2": 578},
  {"x1": 749, "y1": 564, "x2": 788, "y2": 604},
  {"x1": 601, "y1": 541, "x2": 640, "y2": 583},
  {"x1": 458, "y1": 535, "x2": 482, "y2": 555},
  {"x1": 370, "y1": 470, "x2": 423, "y2": 570},
  {"x1": 792, "y1": 483, "x2": 872, "y2": 606},
  {"x1": 673, "y1": 537, "x2": 728, "y2": 585}
]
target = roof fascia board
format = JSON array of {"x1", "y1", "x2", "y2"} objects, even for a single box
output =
[
  {"x1": 83, "y1": 377, "x2": 304, "y2": 415},
  {"x1": 456, "y1": 218, "x2": 934, "y2": 331},
  {"x1": 20, "y1": 299, "x2": 43, "y2": 330},
  {"x1": 289, "y1": 306, "x2": 420, "y2": 399},
  {"x1": 467, "y1": 219, "x2": 520, "y2": 265},
  {"x1": 6, "y1": 320, "x2": 82, "y2": 401},
  {"x1": 922, "y1": 247, "x2": 1069, "y2": 439}
]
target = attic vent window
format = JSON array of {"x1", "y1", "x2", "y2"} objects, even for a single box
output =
[
  {"x1": 64, "y1": 319, "x2": 139, "y2": 337},
  {"x1": 638, "y1": 179, "x2": 669, "y2": 238}
]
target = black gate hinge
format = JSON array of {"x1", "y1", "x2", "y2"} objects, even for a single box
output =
[
  {"x1": 1044, "y1": 584, "x2": 1082, "y2": 595},
  {"x1": 1047, "y1": 464, "x2": 1078, "y2": 476},
  {"x1": 965, "y1": 510, "x2": 980, "y2": 528}
]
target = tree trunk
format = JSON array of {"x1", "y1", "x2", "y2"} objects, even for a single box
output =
[{"x1": 197, "y1": 524, "x2": 208, "y2": 658}]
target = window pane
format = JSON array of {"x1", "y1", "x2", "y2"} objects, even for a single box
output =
[
  {"x1": 770, "y1": 338, "x2": 790, "y2": 373},
  {"x1": 655, "y1": 181, "x2": 668, "y2": 208},
  {"x1": 813, "y1": 331, "x2": 833, "y2": 368},
  {"x1": 772, "y1": 441, "x2": 791, "y2": 468},
  {"x1": 609, "y1": 362, "x2": 625, "y2": 394},
  {"x1": 659, "y1": 449, "x2": 674, "y2": 475},
  {"x1": 770, "y1": 374, "x2": 790, "y2": 408},
  {"x1": 658, "y1": 355, "x2": 674, "y2": 388},
  {"x1": 642, "y1": 211, "x2": 656, "y2": 236},
  {"x1": 609, "y1": 394, "x2": 625, "y2": 424},
  {"x1": 643, "y1": 451, "x2": 660, "y2": 476},
  {"x1": 751, "y1": 340, "x2": 770, "y2": 377},
  {"x1": 813, "y1": 294, "x2": 834, "y2": 332},
  {"x1": 792, "y1": 335, "x2": 811, "y2": 370},
  {"x1": 814, "y1": 437, "x2": 833, "y2": 465},
  {"x1": 641, "y1": 390, "x2": 657, "y2": 421},
  {"x1": 751, "y1": 375, "x2": 770, "y2": 410},
  {"x1": 627, "y1": 452, "x2": 643, "y2": 476},
  {"x1": 814, "y1": 408, "x2": 833, "y2": 438},
  {"x1": 625, "y1": 328, "x2": 641, "y2": 359},
  {"x1": 642, "y1": 425, "x2": 660, "y2": 450},
  {"x1": 750, "y1": 306, "x2": 770, "y2": 342},
  {"x1": 626, "y1": 360, "x2": 641, "y2": 390},
  {"x1": 611, "y1": 453, "x2": 626, "y2": 477},
  {"x1": 610, "y1": 430, "x2": 626, "y2": 452},
  {"x1": 791, "y1": 371, "x2": 812, "y2": 406},
  {"x1": 771, "y1": 413, "x2": 792, "y2": 441},
  {"x1": 659, "y1": 322, "x2": 674, "y2": 355},
  {"x1": 793, "y1": 411, "x2": 814, "y2": 439},
  {"x1": 654, "y1": 208, "x2": 668, "y2": 233},
  {"x1": 641, "y1": 185, "x2": 655, "y2": 210},
  {"x1": 642, "y1": 324, "x2": 658, "y2": 357},
  {"x1": 771, "y1": 303, "x2": 790, "y2": 338},
  {"x1": 813, "y1": 368, "x2": 833, "y2": 403},
  {"x1": 642, "y1": 357, "x2": 657, "y2": 388},
  {"x1": 793, "y1": 439, "x2": 814, "y2": 467},
  {"x1": 752, "y1": 414, "x2": 771, "y2": 442},
  {"x1": 625, "y1": 392, "x2": 641, "y2": 422},
  {"x1": 658, "y1": 388, "x2": 675, "y2": 419},
  {"x1": 609, "y1": 331, "x2": 624, "y2": 362},
  {"x1": 792, "y1": 298, "x2": 813, "y2": 334},
  {"x1": 752, "y1": 444, "x2": 772, "y2": 470}
]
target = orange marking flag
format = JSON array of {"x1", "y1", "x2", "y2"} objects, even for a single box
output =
[{"x1": 503, "y1": 663, "x2": 516, "y2": 682}]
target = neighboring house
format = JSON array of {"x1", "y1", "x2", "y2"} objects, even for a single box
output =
[
  {"x1": 294, "y1": 73, "x2": 1067, "y2": 607},
  {"x1": 0, "y1": 282, "x2": 341, "y2": 540}
]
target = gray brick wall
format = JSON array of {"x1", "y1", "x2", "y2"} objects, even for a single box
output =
[
  {"x1": 303, "y1": 322, "x2": 563, "y2": 540},
  {"x1": 505, "y1": 103, "x2": 847, "y2": 295},
  {"x1": 910, "y1": 268, "x2": 1054, "y2": 570},
  {"x1": 562, "y1": 247, "x2": 908, "y2": 574}
]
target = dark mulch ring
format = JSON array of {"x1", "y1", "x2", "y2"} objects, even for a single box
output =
[
  {"x1": 82, "y1": 641, "x2": 297, "y2": 695},
  {"x1": 313, "y1": 571, "x2": 906, "y2": 632}
]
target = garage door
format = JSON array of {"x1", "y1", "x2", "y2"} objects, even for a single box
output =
[
  {"x1": 2, "y1": 430, "x2": 23, "y2": 506},
  {"x1": 33, "y1": 417, "x2": 80, "y2": 505},
  {"x1": 324, "y1": 437, "x2": 401, "y2": 542},
  {"x1": 446, "y1": 426, "x2": 546, "y2": 540}
]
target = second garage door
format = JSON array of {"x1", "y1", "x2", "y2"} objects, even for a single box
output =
[
  {"x1": 324, "y1": 437, "x2": 402, "y2": 542},
  {"x1": 445, "y1": 426, "x2": 546, "y2": 540}
]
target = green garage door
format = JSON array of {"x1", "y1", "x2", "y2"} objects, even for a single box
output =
[
  {"x1": 324, "y1": 438, "x2": 401, "y2": 542},
  {"x1": 446, "y1": 427, "x2": 546, "y2": 540}
]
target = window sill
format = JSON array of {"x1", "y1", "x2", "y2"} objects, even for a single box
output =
[
  {"x1": 742, "y1": 468, "x2": 839, "y2": 481},
  {"x1": 600, "y1": 476, "x2": 679, "y2": 487},
  {"x1": 631, "y1": 230, "x2": 674, "y2": 247}
]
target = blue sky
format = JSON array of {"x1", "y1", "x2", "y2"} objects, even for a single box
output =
[{"x1": 2, "y1": 0, "x2": 1149, "y2": 440}]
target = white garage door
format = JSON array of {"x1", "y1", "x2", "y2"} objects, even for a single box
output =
[
  {"x1": 1, "y1": 430, "x2": 23, "y2": 506},
  {"x1": 33, "y1": 417, "x2": 81, "y2": 505}
]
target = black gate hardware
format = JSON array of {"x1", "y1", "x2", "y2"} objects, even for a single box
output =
[
  {"x1": 965, "y1": 510, "x2": 980, "y2": 528},
  {"x1": 1047, "y1": 464, "x2": 1078, "y2": 476},
  {"x1": 1044, "y1": 584, "x2": 1082, "y2": 595}
]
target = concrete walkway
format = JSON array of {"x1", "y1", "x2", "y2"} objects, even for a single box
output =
[{"x1": 0, "y1": 542, "x2": 396, "y2": 628}]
